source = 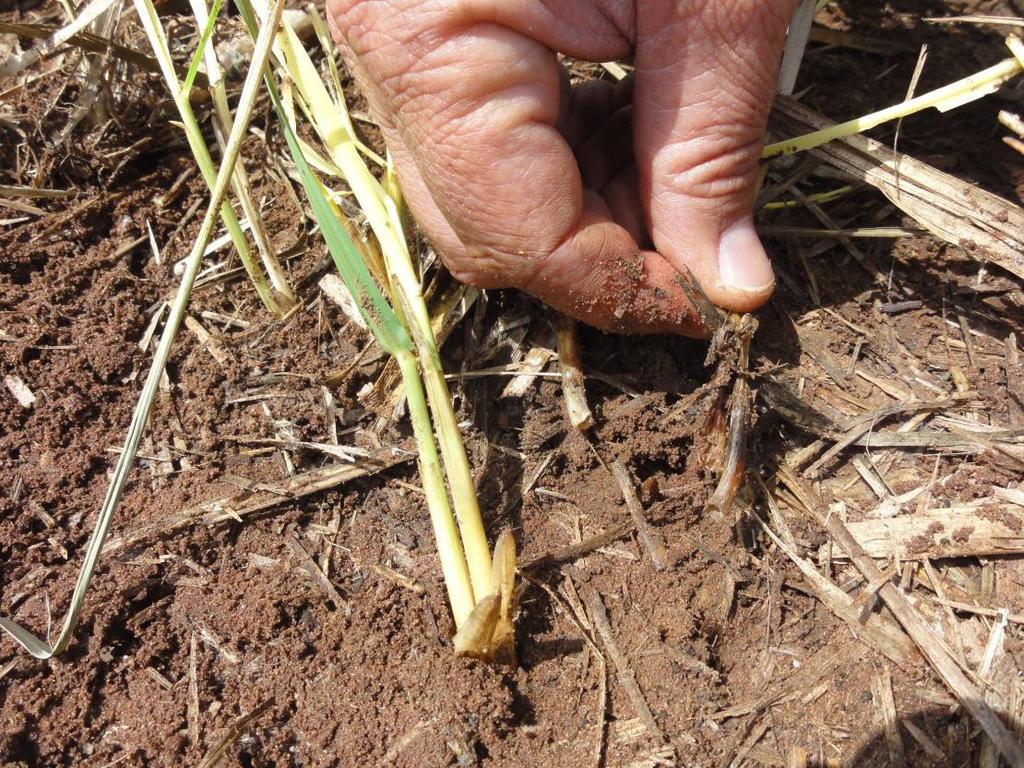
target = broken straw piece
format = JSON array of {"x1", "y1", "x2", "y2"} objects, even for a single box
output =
[
  {"x1": 4, "y1": 374, "x2": 35, "y2": 408},
  {"x1": 319, "y1": 273, "x2": 368, "y2": 330}
]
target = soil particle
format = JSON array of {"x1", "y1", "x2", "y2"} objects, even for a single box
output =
[{"x1": 978, "y1": 504, "x2": 1024, "y2": 533}]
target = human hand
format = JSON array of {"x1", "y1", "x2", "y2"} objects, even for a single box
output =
[{"x1": 327, "y1": 1, "x2": 798, "y2": 335}]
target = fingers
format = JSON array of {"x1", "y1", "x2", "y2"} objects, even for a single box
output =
[
  {"x1": 386, "y1": 115, "x2": 703, "y2": 335},
  {"x1": 635, "y1": 0, "x2": 799, "y2": 312},
  {"x1": 328, "y1": 0, "x2": 704, "y2": 335}
]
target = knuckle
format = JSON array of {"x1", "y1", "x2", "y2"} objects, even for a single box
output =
[{"x1": 660, "y1": 127, "x2": 764, "y2": 204}]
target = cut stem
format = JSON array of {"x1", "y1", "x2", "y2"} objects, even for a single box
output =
[
  {"x1": 254, "y1": 3, "x2": 507, "y2": 655},
  {"x1": 384, "y1": 240, "x2": 494, "y2": 600},
  {"x1": 553, "y1": 313, "x2": 594, "y2": 431},
  {"x1": 273, "y1": 27, "x2": 496, "y2": 598}
]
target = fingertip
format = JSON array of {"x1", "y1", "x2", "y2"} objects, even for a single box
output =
[
  {"x1": 639, "y1": 252, "x2": 713, "y2": 338},
  {"x1": 708, "y1": 216, "x2": 775, "y2": 312},
  {"x1": 521, "y1": 203, "x2": 708, "y2": 338},
  {"x1": 650, "y1": 215, "x2": 776, "y2": 315}
]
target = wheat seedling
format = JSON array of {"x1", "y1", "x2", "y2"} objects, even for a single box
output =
[{"x1": 237, "y1": 0, "x2": 514, "y2": 661}]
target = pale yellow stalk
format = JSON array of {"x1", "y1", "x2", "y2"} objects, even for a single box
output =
[
  {"x1": 189, "y1": 0, "x2": 296, "y2": 307},
  {"x1": 396, "y1": 351, "x2": 475, "y2": 626},
  {"x1": 764, "y1": 51, "x2": 1023, "y2": 158},
  {"x1": 274, "y1": 16, "x2": 494, "y2": 601}
]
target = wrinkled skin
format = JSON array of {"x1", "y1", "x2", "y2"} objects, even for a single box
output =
[{"x1": 327, "y1": 0, "x2": 799, "y2": 335}]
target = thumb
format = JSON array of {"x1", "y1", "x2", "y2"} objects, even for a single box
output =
[{"x1": 635, "y1": 0, "x2": 798, "y2": 312}]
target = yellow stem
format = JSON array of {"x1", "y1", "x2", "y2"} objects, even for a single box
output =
[
  {"x1": 396, "y1": 351, "x2": 475, "y2": 627},
  {"x1": 764, "y1": 56, "x2": 1022, "y2": 158}
]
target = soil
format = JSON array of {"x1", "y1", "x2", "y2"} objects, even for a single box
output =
[{"x1": 2, "y1": 1, "x2": 1024, "y2": 767}]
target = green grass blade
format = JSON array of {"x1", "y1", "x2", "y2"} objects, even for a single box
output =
[
  {"x1": 181, "y1": 0, "x2": 222, "y2": 98},
  {"x1": 234, "y1": 1, "x2": 409, "y2": 354},
  {"x1": 278, "y1": 98, "x2": 410, "y2": 354}
]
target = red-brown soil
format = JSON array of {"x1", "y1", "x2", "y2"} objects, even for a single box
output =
[{"x1": 2, "y1": 1, "x2": 1024, "y2": 766}]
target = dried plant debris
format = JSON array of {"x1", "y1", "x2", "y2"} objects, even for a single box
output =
[
  {"x1": 706, "y1": 314, "x2": 757, "y2": 517},
  {"x1": 770, "y1": 96, "x2": 1024, "y2": 280}
]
